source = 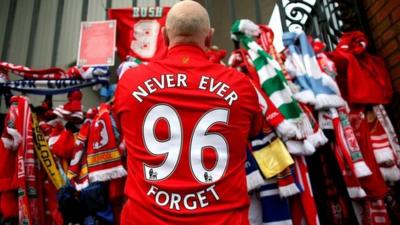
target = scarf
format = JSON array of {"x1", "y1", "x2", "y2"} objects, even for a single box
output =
[
  {"x1": 231, "y1": 20, "x2": 305, "y2": 131},
  {"x1": 260, "y1": 179, "x2": 293, "y2": 225},
  {"x1": 87, "y1": 104, "x2": 127, "y2": 182},
  {"x1": 329, "y1": 31, "x2": 393, "y2": 104},
  {"x1": 290, "y1": 156, "x2": 320, "y2": 225},
  {"x1": 1, "y1": 78, "x2": 108, "y2": 95},
  {"x1": 117, "y1": 56, "x2": 142, "y2": 80},
  {"x1": 67, "y1": 108, "x2": 97, "y2": 191},
  {"x1": 0, "y1": 62, "x2": 109, "y2": 80},
  {"x1": 349, "y1": 107, "x2": 388, "y2": 199},
  {"x1": 373, "y1": 105, "x2": 400, "y2": 163},
  {"x1": 249, "y1": 130, "x2": 300, "y2": 197},
  {"x1": 246, "y1": 147, "x2": 267, "y2": 192},
  {"x1": 331, "y1": 108, "x2": 367, "y2": 199},
  {"x1": 6, "y1": 96, "x2": 40, "y2": 225},
  {"x1": 32, "y1": 113, "x2": 65, "y2": 190},
  {"x1": 228, "y1": 48, "x2": 300, "y2": 139},
  {"x1": 336, "y1": 107, "x2": 372, "y2": 178},
  {"x1": 367, "y1": 110, "x2": 400, "y2": 182},
  {"x1": 258, "y1": 25, "x2": 291, "y2": 80},
  {"x1": 251, "y1": 132, "x2": 294, "y2": 179},
  {"x1": 282, "y1": 31, "x2": 345, "y2": 110}
]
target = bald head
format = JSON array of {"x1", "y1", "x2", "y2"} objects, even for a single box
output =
[{"x1": 164, "y1": 0, "x2": 213, "y2": 49}]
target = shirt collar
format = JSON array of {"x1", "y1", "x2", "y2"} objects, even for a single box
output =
[{"x1": 167, "y1": 44, "x2": 207, "y2": 59}]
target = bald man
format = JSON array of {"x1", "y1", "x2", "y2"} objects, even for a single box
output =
[{"x1": 115, "y1": 1, "x2": 263, "y2": 224}]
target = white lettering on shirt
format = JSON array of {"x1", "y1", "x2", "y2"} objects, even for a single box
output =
[
  {"x1": 132, "y1": 74, "x2": 238, "y2": 106},
  {"x1": 198, "y1": 75, "x2": 239, "y2": 106},
  {"x1": 147, "y1": 184, "x2": 220, "y2": 211},
  {"x1": 132, "y1": 73, "x2": 188, "y2": 102}
]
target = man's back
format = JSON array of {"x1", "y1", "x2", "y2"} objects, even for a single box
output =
[{"x1": 115, "y1": 45, "x2": 262, "y2": 225}]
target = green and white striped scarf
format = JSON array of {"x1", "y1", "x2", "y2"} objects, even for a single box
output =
[{"x1": 231, "y1": 20, "x2": 304, "y2": 124}]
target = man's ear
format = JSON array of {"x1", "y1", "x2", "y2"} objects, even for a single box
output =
[
  {"x1": 205, "y1": 28, "x2": 214, "y2": 48},
  {"x1": 162, "y1": 27, "x2": 169, "y2": 46}
]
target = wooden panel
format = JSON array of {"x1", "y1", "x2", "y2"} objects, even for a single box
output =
[
  {"x1": 31, "y1": 0, "x2": 58, "y2": 68},
  {"x1": 7, "y1": 0, "x2": 34, "y2": 65},
  {"x1": 87, "y1": 0, "x2": 107, "y2": 21},
  {"x1": 0, "y1": 0, "x2": 10, "y2": 53}
]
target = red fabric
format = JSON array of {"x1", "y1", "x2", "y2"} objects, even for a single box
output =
[
  {"x1": 332, "y1": 111, "x2": 367, "y2": 199},
  {"x1": 291, "y1": 156, "x2": 320, "y2": 225},
  {"x1": 0, "y1": 191, "x2": 18, "y2": 219},
  {"x1": 349, "y1": 107, "x2": 388, "y2": 199},
  {"x1": 115, "y1": 44, "x2": 263, "y2": 225},
  {"x1": 206, "y1": 48, "x2": 227, "y2": 64},
  {"x1": 87, "y1": 103, "x2": 126, "y2": 182},
  {"x1": 329, "y1": 31, "x2": 393, "y2": 104},
  {"x1": 0, "y1": 133, "x2": 18, "y2": 191},
  {"x1": 108, "y1": 7, "x2": 170, "y2": 62},
  {"x1": 51, "y1": 129, "x2": 75, "y2": 160}
]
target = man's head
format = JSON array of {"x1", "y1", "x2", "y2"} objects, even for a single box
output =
[{"x1": 164, "y1": 0, "x2": 213, "y2": 49}]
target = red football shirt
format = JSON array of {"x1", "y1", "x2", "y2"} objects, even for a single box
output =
[{"x1": 115, "y1": 45, "x2": 263, "y2": 225}]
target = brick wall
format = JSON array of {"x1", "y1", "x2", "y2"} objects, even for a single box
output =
[{"x1": 362, "y1": 0, "x2": 400, "y2": 134}]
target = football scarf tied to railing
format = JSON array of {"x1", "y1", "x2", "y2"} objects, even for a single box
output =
[{"x1": 0, "y1": 62, "x2": 110, "y2": 95}]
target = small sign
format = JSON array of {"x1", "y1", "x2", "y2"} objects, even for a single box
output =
[{"x1": 77, "y1": 20, "x2": 116, "y2": 67}]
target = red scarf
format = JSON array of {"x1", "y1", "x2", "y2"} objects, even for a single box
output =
[
  {"x1": 87, "y1": 104, "x2": 127, "y2": 182},
  {"x1": 329, "y1": 31, "x2": 393, "y2": 104},
  {"x1": 68, "y1": 108, "x2": 97, "y2": 190},
  {"x1": 349, "y1": 106, "x2": 388, "y2": 199}
]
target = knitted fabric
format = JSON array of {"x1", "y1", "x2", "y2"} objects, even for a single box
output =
[
  {"x1": 291, "y1": 156, "x2": 320, "y2": 225},
  {"x1": 259, "y1": 179, "x2": 293, "y2": 225},
  {"x1": 231, "y1": 20, "x2": 304, "y2": 127},
  {"x1": 367, "y1": 110, "x2": 400, "y2": 182},
  {"x1": 67, "y1": 108, "x2": 97, "y2": 191},
  {"x1": 282, "y1": 31, "x2": 345, "y2": 109},
  {"x1": 337, "y1": 107, "x2": 372, "y2": 178},
  {"x1": 329, "y1": 31, "x2": 393, "y2": 104},
  {"x1": 331, "y1": 108, "x2": 366, "y2": 199},
  {"x1": 246, "y1": 147, "x2": 267, "y2": 192},
  {"x1": 349, "y1": 107, "x2": 388, "y2": 199},
  {"x1": 228, "y1": 47, "x2": 300, "y2": 140},
  {"x1": 87, "y1": 103, "x2": 127, "y2": 182}
]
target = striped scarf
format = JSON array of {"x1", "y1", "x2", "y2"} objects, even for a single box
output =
[
  {"x1": 87, "y1": 104, "x2": 127, "y2": 182},
  {"x1": 231, "y1": 20, "x2": 304, "y2": 127},
  {"x1": 282, "y1": 31, "x2": 345, "y2": 110}
]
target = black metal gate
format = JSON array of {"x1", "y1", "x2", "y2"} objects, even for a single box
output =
[{"x1": 277, "y1": 0, "x2": 374, "y2": 51}]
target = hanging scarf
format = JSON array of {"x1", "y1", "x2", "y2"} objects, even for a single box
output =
[
  {"x1": 228, "y1": 48, "x2": 300, "y2": 139},
  {"x1": 6, "y1": 96, "x2": 37, "y2": 225},
  {"x1": 117, "y1": 56, "x2": 142, "y2": 80},
  {"x1": 329, "y1": 31, "x2": 393, "y2": 104},
  {"x1": 246, "y1": 147, "x2": 267, "y2": 192},
  {"x1": 259, "y1": 179, "x2": 293, "y2": 225},
  {"x1": 290, "y1": 156, "x2": 320, "y2": 225},
  {"x1": 1, "y1": 78, "x2": 108, "y2": 95},
  {"x1": 337, "y1": 107, "x2": 372, "y2": 178},
  {"x1": 373, "y1": 105, "x2": 400, "y2": 163},
  {"x1": 231, "y1": 20, "x2": 305, "y2": 130},
  {"x1": 0, "y1": 62, "x2": 109, "y2": 80},
  {"x1": 282, "y1": 31, "x2": 345, "y2": 110},
  {"x1": 367, "y1": 110, "x2": 400, "y2": 182},
  {"x1": 331, "y1": 108, "x2": 367, "y2": 199},
  {"x1": 68, "y1": 108, "x2": 98, "y2": 191},
  {"x1": 349, "y1": 107, "x2": 388, "y2": 199},
  {"x1": 32, "y1": 113, "x2": 65, "y2": 190},
  {"x1": 87, "y1": 104, "x2": 127, "y2": 182},
  {"x1": 258, "y1": 25, "x2": 291, "y2": 80}
]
